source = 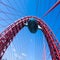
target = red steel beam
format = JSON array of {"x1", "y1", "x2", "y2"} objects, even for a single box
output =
[
  {"x1": 43, "y1": 0, "x2": 60, "y2": 17},
  {"x1": 0, "y1": 16, "x2": 60, "y2": 60}
]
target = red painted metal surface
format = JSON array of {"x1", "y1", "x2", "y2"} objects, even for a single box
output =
[
  {"x1": 43, "y1": 0, "x2": 60, "y2": 16},
  {"x1": 0, "y1": 16, "x2": 60, "y2": 60}
]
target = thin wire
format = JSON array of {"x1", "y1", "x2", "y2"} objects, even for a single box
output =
[
  {"x1": 14, "y1": 0, "x2": 26, "y2": 15},
  {"x1": 0, "y1": 0, "x2": 21, "y2": 23},
  {"x1": 36, "y1": 0, "x2": 39, "y2": 16},
  {"x1": 21, "y1": 0, "x2": 28, "y2": 15},
  {"x1": 54, "y1": 13, "x2": 60, "y2": 35},
  {"x1": 6, "y1": 0, "x2": 23, "y2": 16},
  {"x1": 0, "y1": 17, "x2": 11, "y2": 28},
  {"x1": 0, "y1": 1, "x2": 17, "y2": 11},
  {"x1": 0, "y1": 0, "x2": 25, "y2": 29},
  {"x1": 0, "y1": 17, "x2": 11, "y2": 24},
  {"x1": 41, "y1": 0, "x2": 53, "y2": 18},
  {"x1": 0, "y1": 9, "x2": 21, "y2": 16},
  {"x1": 43, "y1": 0, "x2": 60, "y2": 17},
  {"x1": 42, "y1": 35, "x2": 46, "y2": 60},
  {"x1": 0, "y1": 9, "x2": 18, "y2": 23},
  {"x1": 0, "y1": 1, "x2": 17, "y2": 23},
  {"x1": 52, "y1": 10, "x2": 60, "y2": 29},
  {"x1": 0, "y1": 25, "x2": 5, "y2": 27},
  {"x1": 0, "y1": 9, "x2": 22, "y2": 24},
  {"x1": 18, "y1": 0, "x2": 27, "y2": 16}
]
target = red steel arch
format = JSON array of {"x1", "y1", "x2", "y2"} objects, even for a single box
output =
[{"x1": 0, "y1": 16, "x2": 60, "y2": 60}]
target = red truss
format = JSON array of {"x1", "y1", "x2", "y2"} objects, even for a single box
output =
[{"x1": 0, "y1": 16, "x2": 60, "y2": 60}]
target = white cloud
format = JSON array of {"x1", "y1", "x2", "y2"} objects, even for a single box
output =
[
  {"x1": 14, "y1": 52, "x2": 27, "y2": 60},
  {"x1": 21, "y1": 53, "x2": 27, "y2": 57},
  {"x1": 11, "y1": 44, "x2": 27, "y2": 60}
]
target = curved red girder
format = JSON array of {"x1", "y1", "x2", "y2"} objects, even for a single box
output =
[
  {"x1": 0, "y1": 16, "x2": 60, "y2": 60},
  {"x1": 43, "y1": 0, "x2": 60, "y2": 17}
]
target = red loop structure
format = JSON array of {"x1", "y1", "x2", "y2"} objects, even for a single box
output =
[{"x1": 0, "y1": 16, "x2": 60, "y2": 60}]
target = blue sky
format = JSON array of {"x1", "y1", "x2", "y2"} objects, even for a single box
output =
[{"x1": 0, "y1": 0, "x2": 60, "y2": 60}]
